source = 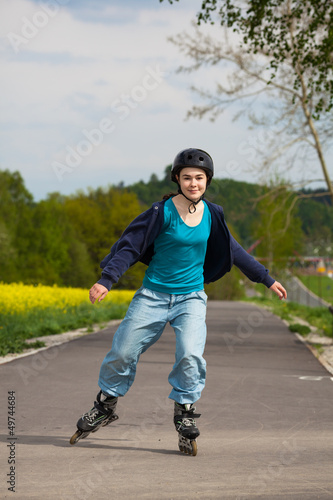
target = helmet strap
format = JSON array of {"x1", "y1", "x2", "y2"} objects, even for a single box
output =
[{"x1": 177, "y1": 186, "x2": 205, "y2": 214}]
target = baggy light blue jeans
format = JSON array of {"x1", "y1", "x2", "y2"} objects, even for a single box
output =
[{"x1": 98, "y1": 286, "x2": 207, "y2": 404}]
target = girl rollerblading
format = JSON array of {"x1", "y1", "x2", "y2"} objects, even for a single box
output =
[{"x1": 69, "y1": 148, "x2": 287, "y2": 455}]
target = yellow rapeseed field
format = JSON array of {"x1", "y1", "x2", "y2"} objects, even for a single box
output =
[{"x1": 1, "y1": 283, "x2": 135, "y2": 315}]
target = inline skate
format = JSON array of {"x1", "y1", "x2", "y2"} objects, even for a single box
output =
[
  {"x1": 70, "y1": 391, "x2": 118, "y2": 445},
  {"x1": 174, "y1": 402, "x2": 200, "y2": 456}
]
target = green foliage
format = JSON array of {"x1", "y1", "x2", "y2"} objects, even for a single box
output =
[
  {"x1": 64, "y1": 187, "x2": 145, "y2": 277},
  {"x1": 288, "y1": 323, "x2": 311, "y2": 335},
  {"x1": 160, "y1": 0, "x2": 333, "y2": 116},
  {"x1": 205, "y1": 178, "x2": 265, "y2": 246},
  {"x1": 0, "y1": 168, "x2": 331, "y2": 294},
  {"x1": 0, "y1": 170, "x2": 34, "y2": 282},
  {"x1": 298, "y1": 197, "x2": 333, "y2": 235},
  {"x1": 297, "y1": 275, "x2": 333, "y2": 303},
  {"x1": 0, "y1": 302, "x2": 130, "y2": 356},
  {"x1": 252, "y1": 184, "x2": 304, "y2": 272},
  {"x1": 0, "y1": 172, "x2": 146, "y2": 289},
  {"x1": 247, "y1": 295, "x2": 333, "y2": 338}
]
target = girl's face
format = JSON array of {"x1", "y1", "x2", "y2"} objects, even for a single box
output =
[{"x1": 176, "y1": 167, "x2": 207, "y2": 201}]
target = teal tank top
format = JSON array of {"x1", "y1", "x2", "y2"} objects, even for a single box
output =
[{"x1": 142, "y1": 197, "x2": 211, "y2": 294}]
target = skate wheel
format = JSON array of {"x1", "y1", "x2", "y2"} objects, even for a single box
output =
[
  {"x1": 190, "y1": 440, "x2": 197, "y2": 456},
  {"x1": 69, "y1": 430, "x2": 82, "y2": 445},
  {"x1": 178, "y1": 436, "x2": 198, "y2": 456}
]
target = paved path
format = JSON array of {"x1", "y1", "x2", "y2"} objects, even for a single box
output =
[{"x1": 1, "y1": 301, "x2": 333, "y2": 500}]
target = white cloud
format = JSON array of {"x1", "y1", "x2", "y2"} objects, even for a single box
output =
[{"x1": 1, "y1": 0, "x2": 330, "y2": 200}]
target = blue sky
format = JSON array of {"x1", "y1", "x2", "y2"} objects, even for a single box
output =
[{"x1": 1, "y1": 0, "x2": 331, "y2": 200}]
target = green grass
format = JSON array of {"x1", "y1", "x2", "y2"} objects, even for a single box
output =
[
  {"x1": 297, "y1": 274, "x2": 333, "y2": 303},
  {"x1": 245, "y1": 295, "x2": 333, "y2": 339},
  {"x1": 0, "y1": 302, "x2": 130, "y2": 357},
  {"x1": 288, "y1": 323, "x2": 312, "y2": 336}
]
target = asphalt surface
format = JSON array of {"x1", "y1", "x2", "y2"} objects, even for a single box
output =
[{"x1": 1, "y1": 301, "x2": 333, "y2": 500}]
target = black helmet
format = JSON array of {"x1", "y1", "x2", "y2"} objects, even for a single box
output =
[{"x1": 171, "y1": 148, "x2": 214, "y2": 185}]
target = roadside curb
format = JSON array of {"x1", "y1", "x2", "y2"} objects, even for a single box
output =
[
  {"x1": 281, "y1": 315, "x2": 333, "y2": 376},
  {"x1": 293, "y1": 332, "x2": 333, "y2": 376},
  {"x1": 0, "y1": 319, "x2": 122, "y2": 365},
  {"x1": 247, "y1": 299, "x2": 333, "y2": 375}
]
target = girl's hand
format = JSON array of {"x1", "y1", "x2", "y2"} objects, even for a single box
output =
[
  {"x1": 89, "y1": 283, "x2": 109, "y2": 304},
  {"x1": 270, "y1": 281, "x2": 287, "y2": 300}
]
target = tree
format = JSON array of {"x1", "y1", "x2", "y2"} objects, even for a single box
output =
[
  {"x1": 168, "y1": 20, "x2": 333, "y2": 204},
  {"x1": 64, "y1": 187, "x2": 146, "y2": 288},
  {"x1": 252, "y1": 182, "x2": 304, "y2": 273},
  {"x1": 161, "y1": 0, "x2": 333, "y2": 116},
  {"x1": 18, "y1": 194, "x2": 95, "y2": 287},
  {"x1": 297, "y1": 193, "x2": 333, "y2": 256},
  {"x1": 0, "y1": 170, "x2": 34, "y2": 282},
  {"x1": 205, "y1": 178, "x2": 265, "y2": 246}
]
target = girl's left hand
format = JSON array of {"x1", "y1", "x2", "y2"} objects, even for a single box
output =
[{"x1": 270, "y1": 281, "x2": 287, "y2": 300}]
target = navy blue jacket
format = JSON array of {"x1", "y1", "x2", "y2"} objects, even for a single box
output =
[{"x1": 97, "y1": 199, "x2": 275, "y2": 291}]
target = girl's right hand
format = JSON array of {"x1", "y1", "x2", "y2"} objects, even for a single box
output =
[{"x1": 89, "y1": 283, "x2": 108, "y2": 304}]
